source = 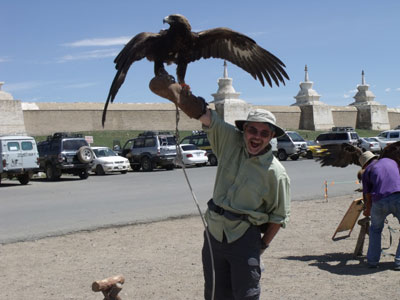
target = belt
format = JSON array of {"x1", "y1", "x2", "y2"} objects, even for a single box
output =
[{"x1": 207, "y1": 199, "x2": 249, "y2": 222}]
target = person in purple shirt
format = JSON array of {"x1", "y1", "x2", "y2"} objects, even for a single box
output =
[{"x1": 362, "y1": 157, "x2": 400, "y2": 269}]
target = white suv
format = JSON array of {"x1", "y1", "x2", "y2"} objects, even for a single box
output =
[
  {"x1": 276, "y1": 131, "x2": 307, "y2": 161},
  {"x1": 316, "y1": 129, "x2": 360, "y2": 146},
  {"x1": 377, "y1": 130, "x2": 400, "y2": 142},
  {"x1": 0, "y1": 135, "x2": 39, "y2": 185}
]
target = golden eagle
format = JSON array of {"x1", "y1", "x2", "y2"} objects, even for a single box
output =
[
  {"x1": 102, "y1": 14, "x2": 289, "y2": 125},
  {"x1": 316, "y1": 141, "x2": 400, "y2": 168}
]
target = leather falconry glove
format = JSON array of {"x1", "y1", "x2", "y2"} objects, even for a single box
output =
[{"x1": 149, "y1": 75, "x2": 208, "y2": 119}]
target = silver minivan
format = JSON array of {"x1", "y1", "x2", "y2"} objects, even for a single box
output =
[
  {"x1": 377, "y1": 130, "x2": 400, "y2": 142},
  {"x1": 0, "y1": 135, "x2": 39, "y2": 185}
]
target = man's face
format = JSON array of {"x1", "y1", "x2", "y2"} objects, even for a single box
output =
[{"x1": 243, "y1": 122, "x2": 275, "y2": 156}]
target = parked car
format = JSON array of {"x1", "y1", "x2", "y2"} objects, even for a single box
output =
[
  {"x1": 305, "y1": 140, "x2": 327, "y2": 159},
  {"x1": 119, "y1": 131, "x2": 176, "y2": 171},
  {"x1": 276, "y1": 131, "x2": 307, "y2": 161},
  {"x1": 91, "y1": 146, "x2": 130, "y2": 175},
  {"x1": 174, "y1": 144, "x2": 208, "y2": 167},
  {"x1": 315, "y1": 129, "x2": 360, "y2": 146},
  {"x1": 358, "y1": 137, "x2": 381, "y2": 153},
  {"x1": 376, "y1": 130, "x2": 400, "y2": 142},
  {"x1": 180, "y1": 131, "x2": 218, "y2": 166},
  {"x1": 0, "y1": 135, "x2": 39, "y2": 185},
  {"x1": 37, "y1": 132, "x2": 94, "y2": 180},
  {"x1": 368, "y1": 136, "x2": 396, "y2": 151}
]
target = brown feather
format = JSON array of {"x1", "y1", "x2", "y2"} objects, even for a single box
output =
[
  {"x1": 316, "y1": 143, "x2": 362, "y2": 168},
  {"x1": 102, "y1": 14, "x2": 289, "y2": 126}
]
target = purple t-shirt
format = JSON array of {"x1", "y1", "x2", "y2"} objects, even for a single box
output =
[{"x1": 362, "y1": 158, "x2": 400, "y2": 202}]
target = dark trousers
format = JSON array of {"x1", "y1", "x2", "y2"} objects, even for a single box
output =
[{"x1": 202, "y1": 226, "x2": 262, "y2": 300}]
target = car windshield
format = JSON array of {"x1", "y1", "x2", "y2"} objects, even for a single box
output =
[
  {"x1": 307, "y1": 140, "x2": 317, "y2": 146},
  {"x1": 377, "y1": 132, "x2": 387, "y2": 138},
  {"x1": 181, "y1": 144, "x2": 198, "y2": 151},
  {"x1": 62, "y1": 139, "x2": 88, "y2": 150},
  {"x1": 287, "y1": 132, "x2": 305, "y2": 142},
  {"x1": 159, "y1": 136, "x2": 176, "y2": 146},
  {"x1": 93, "y1": 148, "x2": 117, "y2": 157}
]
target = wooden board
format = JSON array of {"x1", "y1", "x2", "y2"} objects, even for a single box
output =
[{"x1": 332, "y1": 198, "x2": 364, "y2": 240}]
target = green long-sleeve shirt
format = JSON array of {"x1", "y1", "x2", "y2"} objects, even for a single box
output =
[{"x1": 203, "y1": 110, "x2": 291, "y2": 243}]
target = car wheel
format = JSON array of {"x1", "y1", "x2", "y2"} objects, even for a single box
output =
[
  {"x1": 96, "y1": 164, "x2": 105, "y2": 175},
  {"x1": 79, "y1": 169, "x2": 89, "y2": 179},
  {"x1": 306, "y1": 151, "x2": 313, "y2": 159},
  {"x1": 141, "y1": 156, "x2": 153, "y2": 172},
  {"x1": 165, "y1": 164, "x2": 175, "y2": 170},
  {"x1": 77, "y1": 146, "x2": 94, "y2": 163},
  {"x1": 208, "y1": 154, "x2": 218, "y2": 166},
  {"x1": 17, "y1": 174, "x2": 30, "y2": 185},
  {"x1": 277, "y1": 150, "x2": 288, "y2": 161},
  {"x1": 121, "y1": 170, "x2": 128, "y2": 174},
  {"x1": 46, "y1": 164, "x2": 58, "y2": 181},
  {"x1": 290, "y1": 154, "x2": 299, "y2": 161},
  {"x1": 132, "y1": 165, "x2": 141, "y2": 172}
]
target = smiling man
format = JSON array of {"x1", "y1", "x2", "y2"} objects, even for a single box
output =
[{"x1": 150, "y1": 76, "x2": 291, "y2": 300}]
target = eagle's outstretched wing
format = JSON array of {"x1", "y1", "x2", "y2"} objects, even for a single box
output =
[
  {"x1": 190, "y1": 28, "x2": 289, "y2": 87},
  {"x1": 102, "y1": 32, "x2": 160, "y2": 125},
  {"x1": 380, "y1": 141, "x2": 400, "y2": 165},
  {"x1": 316, "y1": 143, "x2": 362, "y2": 168}
]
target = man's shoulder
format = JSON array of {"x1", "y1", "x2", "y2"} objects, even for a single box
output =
[{"x1": 264, "y1": 155, "x2": 288, "y2": 176}]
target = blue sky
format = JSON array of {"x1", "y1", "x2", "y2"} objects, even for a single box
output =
[{"x1": 1, "y1": 0, "x2": 399, "y2": 108}]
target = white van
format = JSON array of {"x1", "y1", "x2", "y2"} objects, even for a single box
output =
[{"x1": 0, "y1": 135, "x2": 39, "y2": 185}]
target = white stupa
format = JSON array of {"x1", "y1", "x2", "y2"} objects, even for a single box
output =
[
  {"x1": 212, "y1": 61, "x2": 250, "y2": 125},
  {"x1": 349, "y1": 70, "x2": 380, "y2": 106},
  {"x1": 292, "y1": 65, "x2": 324, "y2": 106},
  {"x1": 211, "y1": 61, "x2": 242, "y2": 102}
]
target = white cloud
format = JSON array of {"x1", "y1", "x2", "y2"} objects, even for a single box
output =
[
  {"x1": 58, "y1": 49, "x2": 119, "y2": 62},
  {"x1": 343, "y1": 89, "x2": 357, "y2": 98},
  {"x1": 0, "y1": 57, "x2": 11, "y2": 63},
  {"x1": 4, "y1": 81, "x2": 44, "y2": 92},
  {"x1": 64, "y1": 82, "x2": 97, "y2": 89},
  {"x1": 396, "y1": 88, "x2": 400, "y2": 92},
  {"x1": 385, "y1": 88, "x2": 391, "y2": 92},
  {"x1": 64, "y1": 36, "x2": 131, "y2": 47}
]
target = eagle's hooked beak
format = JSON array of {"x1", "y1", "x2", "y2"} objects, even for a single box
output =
[{"x1": 163, "y1": 16, "x2": 170, "y2": 24}]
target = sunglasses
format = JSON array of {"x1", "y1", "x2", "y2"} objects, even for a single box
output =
[{"x1": 245, "y1": 126, "x2": 272, "y2": 138}]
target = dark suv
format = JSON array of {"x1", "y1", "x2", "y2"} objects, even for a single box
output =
[
  {"x1": 180, "y1": 131, "x2": 217, "y2": 166},
  {"x1": 119, "y1": 131, "x2": 176, "y2": 171},
  {"x1": 37, "y1": 132, "x2": 94, "y2": 180}
]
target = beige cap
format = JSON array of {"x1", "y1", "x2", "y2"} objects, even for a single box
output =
[
  {"x1": 359, "y1": 151, "x2": 378, "y2": 168},
  {"x1": 235, "y1": 109, "x2": 285, "y2": 137}
]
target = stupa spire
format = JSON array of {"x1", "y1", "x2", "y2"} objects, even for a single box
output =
[
  {"x1": 223, "y1": 60, "x2": 228, "y2": 78},
  {"x1": 305, "y1": 65, "x2": 309, "y2": 82},
  {"x1": 361, "y1": 70, "x2": 365, "y2": 85}
]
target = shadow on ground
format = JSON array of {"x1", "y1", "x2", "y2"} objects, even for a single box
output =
[{"x1": 282, "y1": 252, "x2": 397, "y2": 275}]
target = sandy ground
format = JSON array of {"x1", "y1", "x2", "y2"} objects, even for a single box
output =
[{"x1": 1, "y1": 194, "x2": 400, "y2": 300}]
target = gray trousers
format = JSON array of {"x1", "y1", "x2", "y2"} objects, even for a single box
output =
[{"x1": 202, "y1": 226, "x2": 262, "y2": 300}]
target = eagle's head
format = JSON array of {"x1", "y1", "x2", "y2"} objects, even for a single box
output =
[{"x1": 163, "y1": 14, "x2": 191, "y2": 31}]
